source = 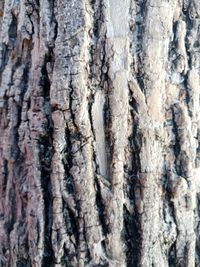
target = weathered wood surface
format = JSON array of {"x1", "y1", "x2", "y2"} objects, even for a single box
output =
[{"x1": 0, "y1": 0, "x2": 200, "y2": 266}]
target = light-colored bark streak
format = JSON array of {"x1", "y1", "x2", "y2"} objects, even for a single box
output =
[
  {"x1": 92, "y1": 91, "x2": 107, "y2": 178},
  {"x1": 105, "y1": 0, "x2": 130, "y2": 265},
  {"x1": 137, "y1": 2, "x2": 175, "y2": 266}
]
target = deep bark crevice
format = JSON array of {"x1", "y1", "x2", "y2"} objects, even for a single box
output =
[
  {"x1": 39, "y1": 56, "x2": 54, "y2": 267},
  {"x1": 2, "y1": 159, "x2": 8, "y2": 197},
  {"x1": 195, "y1": 193, "x2": 200, "y2": 264},
  {"x1": 131, "y1": 0, "x2": 148, "y2": 94},
  {"x1": 171, "y1": 106, "x2": 182, "y2": 177},
  {"x1": 123, "y1": 204, "x2": 140, "y2": 267},
  {"x1": 123, "y1": 97, "x2": 143, "y2": 267},
  {"x1": 39, "y1": 136, "x2": 54, "y2": 267},
  {"x1": 8, "y1": 14, "x2": 17, "y2": 48}
]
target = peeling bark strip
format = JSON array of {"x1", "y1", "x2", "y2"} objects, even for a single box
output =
[{"x1": 0, "y1": 0, "x2": 200, "y2": 266}]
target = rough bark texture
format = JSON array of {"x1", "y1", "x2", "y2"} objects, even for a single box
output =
[{"x1": 0, "y1": 0, "x2": 200, "y2": 266}]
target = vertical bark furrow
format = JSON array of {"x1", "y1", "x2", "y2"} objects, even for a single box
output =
[
  {"x1": 39, "y1": 56, "x2": 54, "y2": 267},
  {"x1": 130, "y1": 0, "x2": 147, "y2": 94}
]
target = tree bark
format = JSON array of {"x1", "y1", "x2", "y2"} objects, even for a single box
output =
[{"x1": 0, "y1": 0, "x2": 200, "y2": 266}]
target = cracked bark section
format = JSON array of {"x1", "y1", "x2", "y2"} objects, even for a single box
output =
[{"x1": 1, "y1": 0, "x2": 200, "y2": 266}]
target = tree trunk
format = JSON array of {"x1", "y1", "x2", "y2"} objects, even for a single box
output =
[{"x1": 0, "y1": 0, "x2": 200, "y2": 266}]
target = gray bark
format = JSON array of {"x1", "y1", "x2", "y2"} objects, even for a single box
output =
[{"x1": 0, "y1": 0, "x2": 200, "y2": 266}]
